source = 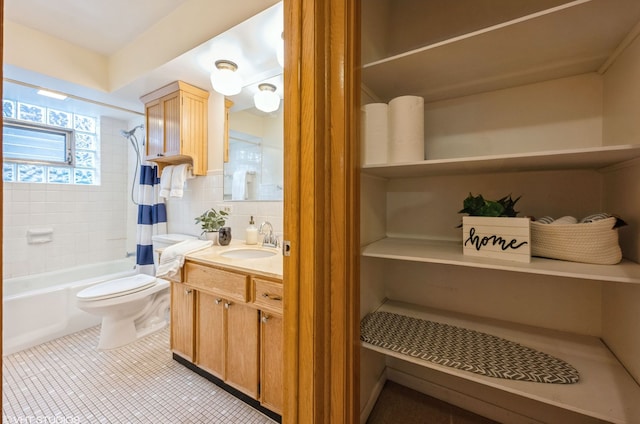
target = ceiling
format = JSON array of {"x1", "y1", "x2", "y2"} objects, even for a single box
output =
[{"x1": 3, "y1": 0, "x2": 283, "y2": 121}]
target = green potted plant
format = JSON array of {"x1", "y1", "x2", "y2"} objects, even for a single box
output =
[
  {"x1": 458, "y1": 193, "x2": 521, "y2": 219},
  {"x1": 195, "y1": 208, "x2": 229, "y2": 242}
]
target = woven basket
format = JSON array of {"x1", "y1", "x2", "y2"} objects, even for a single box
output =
[{"x1": 531, "y1": 217, "x2": 622, "y2": 265}]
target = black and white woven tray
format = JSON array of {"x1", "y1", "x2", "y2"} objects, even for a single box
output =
[{"x1": 361, "y1": 311, "x2": 579, "y2": 384}]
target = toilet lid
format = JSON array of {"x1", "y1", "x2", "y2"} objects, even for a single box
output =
[{"x1": 77, "y1": 274, "x2": 157, "y2": 301}]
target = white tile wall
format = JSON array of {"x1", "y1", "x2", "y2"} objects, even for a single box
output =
[
  {"x1": 2, "y1": 117, "x2": 130, "y2": 279},
  {"x1": 163, "y1": 170, "x2": 284, "y2": 243}
]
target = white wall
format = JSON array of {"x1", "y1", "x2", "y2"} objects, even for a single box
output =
[
  {"x1": 424, "y1": 73, "x2": 603, "y2": 160},
  {"x1": 601, "y1": 33, "x2": 640, "y2": 384},
  {"x1": 3, "y1": 117, "x2": 130, "y2": 279}
]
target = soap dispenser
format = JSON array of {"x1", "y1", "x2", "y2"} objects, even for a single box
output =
[{"x1": 246, "y1": 216, "x2": 258, "y2": 245}]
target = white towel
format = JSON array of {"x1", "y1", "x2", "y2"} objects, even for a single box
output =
[
  {"x1": 159, "y1": 166, "x2": 174, "y2": 199},
  {"x1": 231, "y1": 170, "x2": 247, "y2": 200},
  {"x1": 170, "y1": 164, "x2": 190, "y2": 198},
  {"x1": 155, "y1": 239, "x2": 213, "y2": 278}
]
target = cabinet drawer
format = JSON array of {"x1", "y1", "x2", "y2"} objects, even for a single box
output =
[
  {"x1": 185, "y1": 262, "x2": 249, "y2": 302},
  {"x1": 252, "y1": 278, "x2": 283, "y2": 314}
]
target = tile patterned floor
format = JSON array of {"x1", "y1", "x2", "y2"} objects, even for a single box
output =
[{"x1": 3, "y1": 326, "x2": 277, "y2": 424}]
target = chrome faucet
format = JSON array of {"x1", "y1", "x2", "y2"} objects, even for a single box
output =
[{"x1": 259, "y1": 221, "x2": 279, "y2": 248}]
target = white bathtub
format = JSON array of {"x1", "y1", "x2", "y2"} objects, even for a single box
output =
[{"x1": 3, "y1": 258, "x2": 137, "y2": 356}]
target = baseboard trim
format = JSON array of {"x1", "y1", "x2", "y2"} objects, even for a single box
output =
[
  {"x1": 359, "y1": 367, "x2": 387, "y2": 424},
  {"x1": 173, "y1": 353, "x2": 282, "y2": 423}
]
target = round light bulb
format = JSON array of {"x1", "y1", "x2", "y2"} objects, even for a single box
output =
[
  {"x1": 211, "y1": 60, "x2": 242, "y2": 96},
  {"x1": 254, "y1": 83, "x2": 280, "y2": 113}
]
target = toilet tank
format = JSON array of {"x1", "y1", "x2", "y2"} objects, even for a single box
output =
[{"x1": 151, "y1": 233, "x2": 198, "y2": 268}]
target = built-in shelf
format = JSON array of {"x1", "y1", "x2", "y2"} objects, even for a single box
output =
[
  {"x1": 360, "y1": 144, "x2": 640, "y2": 179},
  {"x1": 362, "y1": 237, "x2": 640, "y2": 284},
  {"x1": 362, "y1": 300, "x2": 640, "y2": 423},
  {"x1": 362, "y1": 0, "x2": 640, "y2": 102}
]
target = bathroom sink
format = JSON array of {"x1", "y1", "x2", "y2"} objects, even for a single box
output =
[{"x1": 219, "y1": 247, "x2": 278, "y2": 259}]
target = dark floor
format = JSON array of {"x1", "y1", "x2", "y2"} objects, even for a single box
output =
[{"x1": 367, "y1": 381, "x2": 499, "y2": 424}]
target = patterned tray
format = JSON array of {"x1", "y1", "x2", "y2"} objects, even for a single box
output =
[{"x1": 361, "y1": 311, "x2": 579, "y2": 384}]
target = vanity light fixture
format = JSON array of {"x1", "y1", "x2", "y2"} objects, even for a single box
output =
[
  {"x1": 37, "y1": 89, "x2": 68, "y2": 100},
  {"x1": 210, "y1": 60, "x2": 242, "y2": 96},
  {"x1": 253, "y1": 83, "x2": 280, "y2": 113}
]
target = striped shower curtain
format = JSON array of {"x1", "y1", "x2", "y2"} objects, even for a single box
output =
[{"x1": 136, "y1": 164, "x2": 167, "y2": 276}]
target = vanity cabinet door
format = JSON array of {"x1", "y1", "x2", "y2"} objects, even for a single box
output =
[
  {"x1": 159, "y1": 91, "x2": 181, "y2": 157},
  {"x1": 145, "y1": 99, "x2": 164, "y2": 159},
  {"x1": 196, "y1": 291, "x2": 225, "y2": 379},
  {"x1": 260, "y1": 312, "x2": 283, "y2": 414},
  {"x1": 170, "y1": 282, "x2": 195, "y2": 361},
  {"x1": 225, "y1": 301, "x2": 260, "y2": 398}
]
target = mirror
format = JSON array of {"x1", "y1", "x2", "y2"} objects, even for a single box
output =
[
  {"x1": 216, "y1": 2, "x2": 284, "y2": 201},
  {"x1": 224, "y1": 105, "x2": 283, "y2": 201}
]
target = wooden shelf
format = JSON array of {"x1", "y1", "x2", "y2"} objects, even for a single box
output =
[
  {"x1": 362, "y1": 300, "x2": 640, "y2": 423},
  {"x1": 362, "y1": 237, "x2": 640, "y2": 284},
  {"x1": 361, "y1": 144, "x2": 640, "y2": 179},
  {"x1": 362, "y1": 0, "x2": 640, "y2": 103}
]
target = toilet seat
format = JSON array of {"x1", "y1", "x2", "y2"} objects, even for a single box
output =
[{"x1": 77, "y1": 274, "x2": 157, "y2": 301}]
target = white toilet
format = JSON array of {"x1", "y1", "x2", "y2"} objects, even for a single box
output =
[{"x1": 76, "y1": 233, "x2": 196, "y2": 350}]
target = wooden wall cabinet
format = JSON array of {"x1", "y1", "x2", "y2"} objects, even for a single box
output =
[{"x1": 140, "y1": 81, "x2": 209, "y2": 176}]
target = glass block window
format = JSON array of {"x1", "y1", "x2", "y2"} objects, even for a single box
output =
[{"x1": 3, "y1": 98, "x2": 100, "y2": 185}]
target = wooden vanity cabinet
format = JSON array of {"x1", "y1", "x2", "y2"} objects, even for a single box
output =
[
  {"x1": 195, "y1": 291, "x2": 225, "y2": 378},
  {"x1": 224, "y1": 301, "x2": 260, "y2": 397},
  {"x1": 259, "y1": 311, "x2": 283, "y2": 414},
  {"x1": 170, "y1": 281, "x2": 195, "y2": 361},
  {"x1": 183, "y1": 261, "x2": 263, "y2": 400},
  {"x1": 252, "y1": 277, "x2": 284, "y2": 414},
  {"x1": 196, "y1": 289, "x2": 259, "y2": 397},
  {"x1": 140, "y1": 80, "x2": 209, "y2": 176},
  {"x1": 173, "y1": 261, "x2": 284, "y2": 416}
]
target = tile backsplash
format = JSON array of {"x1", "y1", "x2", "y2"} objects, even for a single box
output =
[{"x1": 163, "y1": 170, "x2": 283, "y2": 243}]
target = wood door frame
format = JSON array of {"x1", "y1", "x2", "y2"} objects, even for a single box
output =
[{"x1": 283, "y1": 0, "x2": 360, "y2": 423}]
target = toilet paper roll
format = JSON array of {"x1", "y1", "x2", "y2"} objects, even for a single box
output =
[
  {"x1": 361, "y1": 103, "x2": 389, "y2": 165},
  {"x1": 388, "y1": 95, "x2": 425, "y2": 163}
]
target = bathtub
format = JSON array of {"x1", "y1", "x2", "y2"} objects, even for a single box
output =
[{"x1": 3, "y1": 258, "x2": 137, "y2": 356}]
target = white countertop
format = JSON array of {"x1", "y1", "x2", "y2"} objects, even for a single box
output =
[{"x1": 185, "y1": 239, "x2": 283, "y2": 279}]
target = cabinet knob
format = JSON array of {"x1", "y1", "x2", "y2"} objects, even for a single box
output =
[
  {"x1": 261, "y1": 314, "x2": 270, "y2": 323},
  {"x1": 215, "y1": 298, "x2": 222, "y2": 305},
  {"x1": 224, "y1": 302, "x2": 232, "y2": 309},
  {"x1": 184, "y1": 289, "x2": 192, "y2": 295},
  {"x1": 261, "y1": 292, "x2": 283, "y2": 301}
]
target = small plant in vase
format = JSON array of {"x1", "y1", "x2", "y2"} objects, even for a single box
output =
[
  {"x1": 458, "y1": 193, "x2": 531, "y2": 263},
  {"x1": 195, "y1": 208, "x2": 229, "y2": 241}
]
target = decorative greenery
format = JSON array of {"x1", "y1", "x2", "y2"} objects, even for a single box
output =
[
  {"x1": 458, "y1": 193, "x2": 521, "y2": 218},
  {"x1": 195, "y1": 208, "x2": 229, "y2": 234}
]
